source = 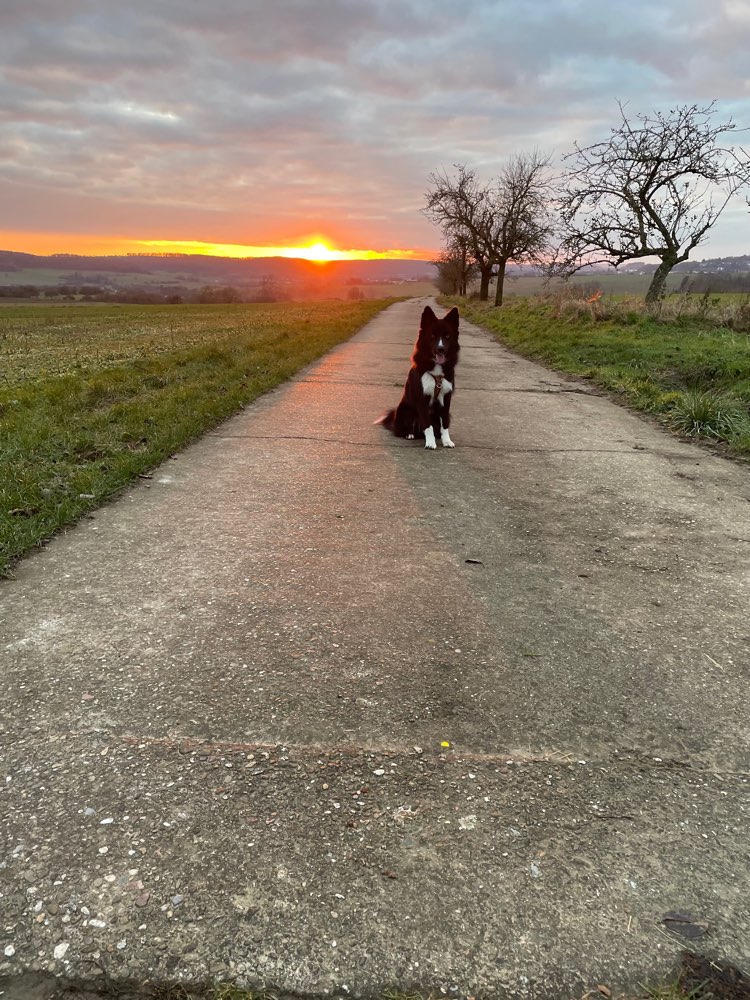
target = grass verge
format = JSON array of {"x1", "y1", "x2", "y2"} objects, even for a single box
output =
[
  {"x1": 445, "y1": 295, "x2": 750, "y2": 458},
  {"x1": 0, "y1": 299, "x2": 392, "y2": 575}
]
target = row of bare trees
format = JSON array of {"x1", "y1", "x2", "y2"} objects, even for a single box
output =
[{"x1": 424, "y1": 103, "x2": 750, "y2": 305}]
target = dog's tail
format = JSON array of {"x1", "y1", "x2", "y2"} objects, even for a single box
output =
[{"x1": 374, "y1": 409, "x2": 396, "y2": 430}]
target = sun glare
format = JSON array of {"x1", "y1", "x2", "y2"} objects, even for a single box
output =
[
  {"x1": 129, "y1": 238, "x2": 422, "y2": 262},
  {"x1": 0, "y1": 232, "x2": 431, "y2": 262},
  {"x1": 302, "y1": 242, "x2": 335, "y2": 262}
]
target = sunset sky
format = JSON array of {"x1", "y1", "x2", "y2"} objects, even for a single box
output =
[{"x1": 1, "y1": 0, "x2": 749, "y2": 261}]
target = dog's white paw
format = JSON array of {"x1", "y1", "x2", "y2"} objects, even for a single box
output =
[
  {"x1": 441, "y1": 430, "x2": 455, "y2": 448},
  {"x1": 424, "y1": 427, "x2": 437, "y2": 449},
  {"x1": 407, "y1": 434, "x2": 414, "y2": 440}
]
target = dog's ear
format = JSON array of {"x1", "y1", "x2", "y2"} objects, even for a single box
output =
[
  {"x1": 443, "y1": 307, "x2": 459, "y2": 332},
  {"x1": 420, "y1": 306, "x2": 437, "y2": 330}
]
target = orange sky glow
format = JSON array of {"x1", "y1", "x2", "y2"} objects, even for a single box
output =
[
  {"x1": 0, "y1": 4, "x2": 747, "y2": 268},
  {"x1": 0, "y1": 231, "x2": 434, "y2": 262},
  {"x1": 136, "y1": 238, "x2": 428, "y2": 262}
]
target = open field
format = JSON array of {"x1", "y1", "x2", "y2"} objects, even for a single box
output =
[
  {"x1": 493, "y1": 271, "x2": 686, "y2": 298},
  {"x1": 484, "y1": 272, "x2": 750, "y2": 301},
  {"x1": 0, "y1": 299, "x2": 392, "y2": 574},
  {"x1": 0, "y1": 267, "x2": 436, "y2": 304},
  {"x1": 445, "y1": 294, "x2": 750, "y2": 458},
  {"x1": 352, "y1": 279, "x2": 436, "y2": 298},
  {"x1": 0, "y1": 266, "x2": 198, "y2": 288},
  {"x1": 0, "y1": 266, "x2": 672, "y2": 298}
]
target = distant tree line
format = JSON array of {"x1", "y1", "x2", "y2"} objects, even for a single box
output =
[
  {"x1": 0, "y1": 284, "x2": 46, "y2": 298},
  {"x1": 677, "y1": 273, "x2": 750, "y2": 294},
  {"x1": 0, "y1": 279, "x2": 293, "y2": 304},
  {"x1": 674, "y1": 254, "x2": 750, "y2": 273},
  {"x1": 425, "y1": 102, "x2": 750, "y2": 305}
]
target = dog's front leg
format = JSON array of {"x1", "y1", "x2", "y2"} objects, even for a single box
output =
[
  {"x1": 440, "y1": 395, "x2": 455, "y2": 448},
  {"x1": 417, "y1": 372, "x2": 439, "y2": 449},
  {"x1": 440, "y1": 406, "x2": 456, "y2": 448},
  {"x1": 416, "y1": 398, "x2": 436, "y2": 449}
]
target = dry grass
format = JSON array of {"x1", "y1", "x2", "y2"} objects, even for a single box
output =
[{"x1": 539, "y1": 285, "x2": 750, "y2": 332}]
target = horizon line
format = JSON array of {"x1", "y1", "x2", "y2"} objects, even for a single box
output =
[
  {"x1": 0, "y1": 235, "x2": 439, "y2": 262},
  {"x1": 0, "y1": 249, "x2": 438, "y2": 263}
]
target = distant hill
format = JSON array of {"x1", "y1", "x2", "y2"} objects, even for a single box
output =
[
  {"x1": 0, "y1": 249, "x2": 436, "y2": 282},
  {"x1": 621, "y1": 254, "x2": 750, "y2": 274}
]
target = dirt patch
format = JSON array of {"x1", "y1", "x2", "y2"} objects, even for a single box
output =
[
  {"x1": 679, "y1": 952, "x2": 750, "y2": 999},
  {"x1": 4, "y1": 954, "x2": 750, "y2": 1000}
]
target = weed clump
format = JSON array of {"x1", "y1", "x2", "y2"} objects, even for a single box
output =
[{"x1": 668, "y1": 390, "x2": 750, "y2": 440}]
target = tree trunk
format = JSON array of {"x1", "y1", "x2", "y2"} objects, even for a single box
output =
[
  {"x1": 645, "y1": 257, "x2": 677, "y2": 304},
  {"x1": 494, "y1": 258, "x2": 508, "y2": 307},
  {"x1": 479, "y1": 266, "x2": 492, "y2": 301}
]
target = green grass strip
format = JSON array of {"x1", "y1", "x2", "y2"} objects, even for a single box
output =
[
  {"x1": 447, "y1": 297, "x2": 750, "y2": 457},
  {"x1": 0, "y1": 299, "x2": 392, "y2": 574}
]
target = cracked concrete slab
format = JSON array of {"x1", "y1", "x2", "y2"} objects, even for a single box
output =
[{"x1": 1, "y1": 297, "x2": 749, "y2": 999}]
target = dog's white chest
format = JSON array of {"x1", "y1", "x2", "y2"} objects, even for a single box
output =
[{"x1": 421, "y1": 367, "x2": 452, "y2": 403}]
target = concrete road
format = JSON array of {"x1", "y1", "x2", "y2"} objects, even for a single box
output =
[{"x1": 1, "y1": 298, "x2": 749, "y2": 999}]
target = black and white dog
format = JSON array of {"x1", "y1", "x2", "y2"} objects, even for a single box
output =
[{"x1": 377, "y1": 305, "x2": 459, "y2": 449}]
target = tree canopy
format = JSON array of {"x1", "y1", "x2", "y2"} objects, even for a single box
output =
[
  {"x1": 424, "y1": 154, "x2": 555, "y2": 304},
  {"x1": 552, "y1": 102, "x2": 750, "y2": 302}
]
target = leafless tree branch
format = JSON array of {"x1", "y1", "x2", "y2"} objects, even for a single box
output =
[
  {"x1": 423, "y1": 154, "x2": 556, "y2": 304},
  {"x1": 551, "y1": 102, "x2": 750, "y2": 302}
]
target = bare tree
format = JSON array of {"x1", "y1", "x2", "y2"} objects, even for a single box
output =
[
  {"x1": 552, "y1": 103, "x2": 750, "y2": 303},
  {"x1": 433, "y1": 232, "x2": 478, "y2": 296},
  {"x1": 423, "y1": 165, "x2": 497, "y2": 300},
  {"x1": 489, "y1": 151, "x2": 555, "y2": 306},
  {"x1": 424, "y1": 157, "x2": 556, "y2": 304}
]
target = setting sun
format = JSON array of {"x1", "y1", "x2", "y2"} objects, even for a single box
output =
[
  {"x1": 0, "y1": 230, "x2": 434, "y2": 262},
  {"x1": 132, "y1": 238, "x2": 422, "y2": 262},
  {"x1": 301, "y1": 242, "x2": 336, "y2": 262}
]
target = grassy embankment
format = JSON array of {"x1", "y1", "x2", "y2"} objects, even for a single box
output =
[
  {"x1": 0, "y1": 299, "x2": 391, "y2": 575},
  {"x1": 447, "y1": 292, "x2": 750, "y2": 457}
]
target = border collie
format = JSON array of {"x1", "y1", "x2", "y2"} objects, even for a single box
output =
[{"x1": 377, "y1": 305, "x2": 460, "y2": 449}]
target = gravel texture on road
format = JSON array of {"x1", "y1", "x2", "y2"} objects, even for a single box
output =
[{"x1": 1, "y1": 298, "x2": 749, "y2": 999}]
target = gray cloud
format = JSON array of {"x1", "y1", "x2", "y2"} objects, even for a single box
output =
[{"x1": 0, "y1": 0, "x2": 748, "y2": 253}]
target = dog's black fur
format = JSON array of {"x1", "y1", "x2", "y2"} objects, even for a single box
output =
[{"x1": 377, "y1": 305, "x2": 460, "y2": 449}]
